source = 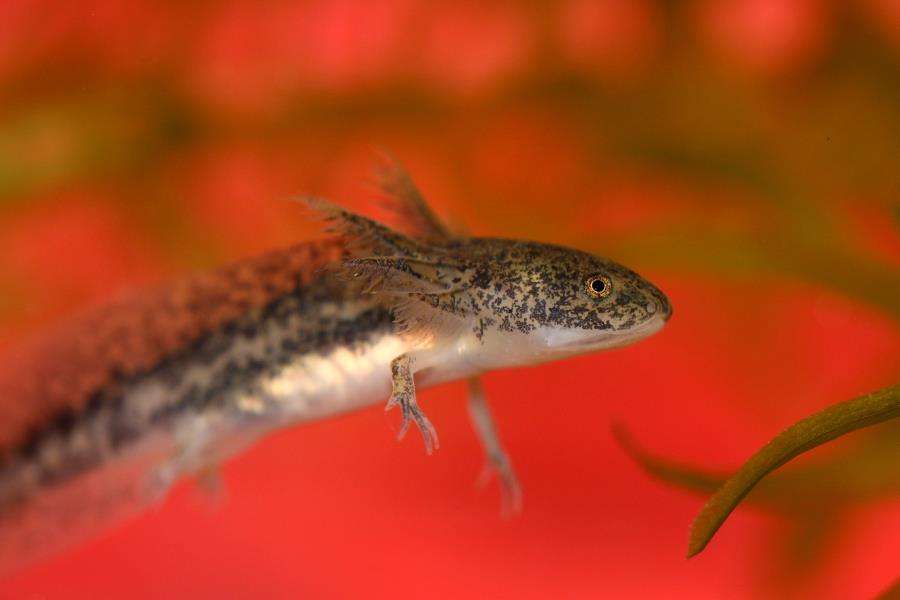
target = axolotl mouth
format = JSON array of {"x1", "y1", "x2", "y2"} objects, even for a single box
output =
[{"x1": 541, "y1": 299, "x2": 672, "y2": 353}]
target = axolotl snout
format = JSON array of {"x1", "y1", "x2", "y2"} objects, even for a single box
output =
[{"x1": 0, "y1": 160, "x2": 671, "y2": 570}]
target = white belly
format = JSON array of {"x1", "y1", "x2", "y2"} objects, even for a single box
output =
[
  {"x1": 159, "y1": 332, "x2": 414, "y2": 484},
  {"x1": 262, "y1": 332, "x2": 409, "y2": 420}
]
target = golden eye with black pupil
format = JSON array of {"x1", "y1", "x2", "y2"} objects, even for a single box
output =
[{"x1": 585, "y1": 274, "x2": 612, "y2": 298}]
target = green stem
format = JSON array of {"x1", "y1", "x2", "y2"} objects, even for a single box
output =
[{"x1": 688, "y1": 384, "x2": 900, "y2": 557}]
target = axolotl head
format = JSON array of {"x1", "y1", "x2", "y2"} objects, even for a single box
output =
[{"x1": 436, "y1": 238, "x2": 672, "y2": 368}]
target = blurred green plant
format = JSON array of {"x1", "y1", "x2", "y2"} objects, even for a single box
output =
[
  {"x1": 878, "y1": 577, "x2": 900, "y2": 600},
  {"x1": 618, "y1": 385, "x2": 900, "y2": 557}
]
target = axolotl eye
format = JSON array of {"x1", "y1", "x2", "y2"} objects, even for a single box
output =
[{"x1": 585, "y1": 274, "x2": 612, "y2": 298}]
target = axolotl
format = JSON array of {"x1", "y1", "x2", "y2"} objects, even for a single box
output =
[{"x1": 0, "y1": 161, "x2": 671, "y2": 571}]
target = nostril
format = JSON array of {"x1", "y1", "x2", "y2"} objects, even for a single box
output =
[
  {"x1": 655, "y1": 296, "x2": 672, "y2": 322},
  {"x1": 662, "y1": 299, "x2": 673, "y2": 321}
]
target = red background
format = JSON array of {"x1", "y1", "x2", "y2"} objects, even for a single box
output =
[{"x1": 0, "y1": 1, "x2": 899, "y2": 598}]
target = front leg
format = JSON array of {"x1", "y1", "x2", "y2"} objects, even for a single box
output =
[{"x1": 386, "y1": 353, "x2": 439, "y2": 454}]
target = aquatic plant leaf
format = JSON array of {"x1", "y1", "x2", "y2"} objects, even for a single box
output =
[
  {"x1": 688, "y1": 384, "x2": 900, "y2": 557},
  {"x1": 618, "y1": 417, "x2": 900, "y2": 512},
  {"x1": 618, "y1": 416, "x2": 900, "y2": 579},
  {"x1": 877, "y1": 576, "x2": 900, "y2": 600},
  {"x1": 613, "y1": 424, "x2": 725, "y2": 495}
]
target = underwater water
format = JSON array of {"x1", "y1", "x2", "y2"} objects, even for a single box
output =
[{"x1": 0, "y1": 1, "x2": 899, "y2": 598}]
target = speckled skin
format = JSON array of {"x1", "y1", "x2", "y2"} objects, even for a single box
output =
[
  {"x1": 394, "y1": 237, "x2": 670, "y2": 339},
  {"x1": 326, "y1": 198, "x2": 672, "y2": 364},
  {"x1": 0, "y1": 167, "x2": 671, "y2": 572}
]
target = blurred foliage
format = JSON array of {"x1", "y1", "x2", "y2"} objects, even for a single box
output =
[
  {"x1": 879, "y1": 578, "x2": 900, "y2": 600},
  {"x1": 618, "y1": 386, "x2": 900, "y2": 561}
]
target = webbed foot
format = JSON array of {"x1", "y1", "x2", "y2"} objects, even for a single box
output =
[{"x1": 387, "y1": 353, "x2": 439, "y2": 454}]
